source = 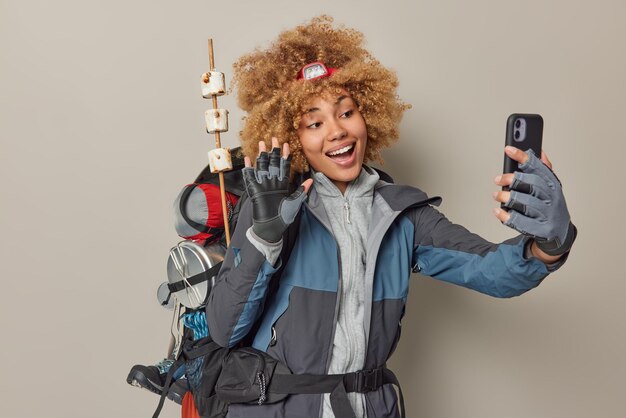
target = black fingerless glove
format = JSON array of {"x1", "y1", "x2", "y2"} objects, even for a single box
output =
[{"x1": 242, "y1": 148, "x2": 307, "y2": 243}]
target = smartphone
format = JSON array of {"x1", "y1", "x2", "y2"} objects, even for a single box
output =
[
  {"x1": 504, "y1": 113, "x2": 543, "y2": 173},
  {"x1": 501, "y1": 113, "x2": 543, "y2": 207}
]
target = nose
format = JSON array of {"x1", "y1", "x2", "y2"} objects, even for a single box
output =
[{"x1": 327, "y1": 118, "x2": 347, "y2": 142}]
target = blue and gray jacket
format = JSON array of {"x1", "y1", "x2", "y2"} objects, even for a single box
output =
[{"x1": 206, "y1": 180, "x2": 567, "y2": 418}]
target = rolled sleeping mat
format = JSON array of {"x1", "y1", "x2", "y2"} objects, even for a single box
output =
[{"x1": 173, "y1": 183, "x2": 239, "y2": 244}]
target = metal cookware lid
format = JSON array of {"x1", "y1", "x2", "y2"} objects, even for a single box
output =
[{"x1": 166, "y1": 241, "x2": 225, "y2": 309}]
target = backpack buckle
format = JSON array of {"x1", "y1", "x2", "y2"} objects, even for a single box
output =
[{"x1": 354, "y1": 368, "x2": 382, "y2": 393}]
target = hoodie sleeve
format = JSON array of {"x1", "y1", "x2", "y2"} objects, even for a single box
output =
[
  {"x1": 206, "y1": 198, "x2": 281, "y2": 347},
  {"x1": 411, "y1": 205, "x2": 570, "y2": 298}
]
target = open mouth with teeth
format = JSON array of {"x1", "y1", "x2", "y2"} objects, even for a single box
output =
[{"x1": 326, "y1": 143, "x2": 356, "y2": 162}]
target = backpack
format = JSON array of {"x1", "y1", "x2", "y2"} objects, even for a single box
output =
[{"x1": 152, "y1": 147, "x2": 302, "y2": 418}]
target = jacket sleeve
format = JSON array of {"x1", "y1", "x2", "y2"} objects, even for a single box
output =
[
  {"x1": 206, "y1": 198, "x2": 281, "y2": 347},
  {"x1": 411, "y1": 205, "x2": 570, "y2": 298}
]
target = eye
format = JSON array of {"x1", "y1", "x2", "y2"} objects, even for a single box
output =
[
  {"x1": 306, "y1": 121, "x2": 322, "y2": 129},
  {"x1": 341, "y1": 109, "x2": 354, "y2": 118}
]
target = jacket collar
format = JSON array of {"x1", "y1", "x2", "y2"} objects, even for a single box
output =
[
  {"x1": 304, "y1": 169, "x2": 442, "y2": 229},
  {"x1": 374, "y1": 181, "x2": 442, "y2": 213}
]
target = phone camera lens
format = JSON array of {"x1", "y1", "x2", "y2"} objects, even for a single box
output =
[
  {"x1": 515, "y1": 119, "x2": 521, "y2": 128},
  {"x1": 514, "y1": 130, "x2": 520, "y2": 140}
]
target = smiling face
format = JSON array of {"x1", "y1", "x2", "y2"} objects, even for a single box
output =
[{"x1": 296, "y1": 90, "x2": 368, "y2": 193}]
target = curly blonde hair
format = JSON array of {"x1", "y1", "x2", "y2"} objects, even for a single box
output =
[{"x1": 232, "y1": 15, "x2": 410, "y2": 173}]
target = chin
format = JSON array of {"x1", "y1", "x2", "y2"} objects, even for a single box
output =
[{"x1": 332, "y1": 166, "x2": 362, "y2": 183}]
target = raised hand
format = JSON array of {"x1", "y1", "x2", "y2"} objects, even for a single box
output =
[
  {"x1": 492, "y1": 146, "x2": 576, "y2": 256},
  {"x1": 243, "y1": 138, "x2": 313, "y2": 243}
]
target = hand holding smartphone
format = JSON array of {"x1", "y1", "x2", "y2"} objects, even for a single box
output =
[
  {"x1": 495, "y1": 113, "x2": 576, "y2": 256},
  {"x1": 503, "y1": 113, "x2": 543, "y2": 175}
]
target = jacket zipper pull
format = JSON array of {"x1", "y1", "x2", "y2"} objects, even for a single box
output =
[
  {"x1": 257, "y1": 371, "x2": 267, "y2": 405},
  {"x1": 344, "y1": 200, "x2": 351, "y2": 224}
]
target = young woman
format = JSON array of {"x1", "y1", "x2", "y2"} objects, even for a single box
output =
[{"x1": 206, "y1": 16, "x2": 576, "y2": 418}]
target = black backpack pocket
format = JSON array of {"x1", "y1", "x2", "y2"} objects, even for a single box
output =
[
  {"x1": 183, "y1": 336, "x2": 230, "y2": 418},
  {"x1": 215, "y1": 347, "x2": 291, "y2": 405}
]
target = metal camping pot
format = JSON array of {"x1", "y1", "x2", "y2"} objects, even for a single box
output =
[{"x1": 165, "y1": 241, "x2": 225, "y2": 309}]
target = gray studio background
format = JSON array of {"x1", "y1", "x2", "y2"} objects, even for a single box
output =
[{"x1": 1, "y1": 0, "x2": 624, "y2": 417}]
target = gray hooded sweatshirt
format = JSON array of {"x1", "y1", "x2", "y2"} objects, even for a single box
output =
[{"x1": 314, "y1": 167, "x2": 379, "y2": 418}]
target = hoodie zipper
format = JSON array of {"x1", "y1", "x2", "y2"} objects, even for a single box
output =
[
  {"x1": 342, "y1": 197, "x2": 358, "y2": 370},
  {"x1": 344, "y1": 200, "x2": 351, "y2": 224}
]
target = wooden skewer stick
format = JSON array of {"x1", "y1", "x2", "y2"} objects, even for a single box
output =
[{"x1": 208, "y1": 38, "x2": 232, "y2": 246}]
